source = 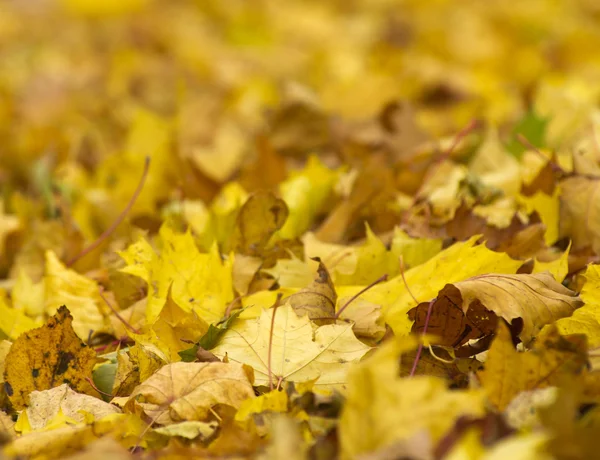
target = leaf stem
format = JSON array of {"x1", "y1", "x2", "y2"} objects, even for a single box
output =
[
  {"x1": 66, "y1": 156, "x2": 151, "y2": 267},
  {"x1": 98, "y1": 288, "x2": 140, "y2": 334},
  {"x1": 335, "y1": 274, "x2": 388, "y2": 319},
  {"x1": 409, "y1": 299, "x2": 434, "y2": 377},
  {"x1": 268, "y1": 293, "x2": 283, "y2": 391}
]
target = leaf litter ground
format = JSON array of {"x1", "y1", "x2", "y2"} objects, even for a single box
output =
[{"x1": 2, "y1": 1, "x2": 600, "y2": 459}]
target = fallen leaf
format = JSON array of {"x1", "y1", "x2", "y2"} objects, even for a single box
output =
[
  {"x1": 4, "y1": 306, "x2": 98, "y2": 410},
  {"x1": 128, "y1": 362, "x2": 255, "y2": 425},
  {"x1": 339, "y1": 340, "x2": 484, "y2": 459},
  {"x1": 211, "y1": 305, "x2": 371, "y2": 390},
  {"x1": 409, "y1": 272, "x2": 582, "y2": 346},
  {"x1": 478, "y1": 322, "x2": 588, "y2": 410},
  {"x1": 230, "y1": 191, "x2": 289, "y2": 256},
  {"x1": 285, "y1": 258, "x2": 337, "y2": 325},
  {"x1": 26, "y1": 384, "x2": 121, "y2": 430}
]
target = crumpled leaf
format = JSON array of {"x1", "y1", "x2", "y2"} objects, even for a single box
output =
[
  {"x1": 230, "y1": 191, "x2": 289, "y2": 256},
  {"x1": 478, "y1": 322, "x2": 588, "y2": 411},
  {"x1": 211, "y1": 305, "x2": 371, "y2": 390},
  {"x1": 285, "y1": 258, "x2": 336, "y2": 325},
  {"x1": 4, "y1": 306, "x2": 98, "y2": 410},
  {"x1": 409, "y1": 272, "x2": 582, "y2": 346},
  {"x1": 128, "y1": 362, "x2": 255, "y2": 425},
  {"x1": 25, "y1": 384, "x2": 121, "y2": 430}
]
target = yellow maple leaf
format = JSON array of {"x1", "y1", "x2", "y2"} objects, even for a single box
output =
[
  {"x1": 119, "y1": 225, "x2": 234, "y2": 324},
  {"x1": 128, "y1": 362, "x2": 255, "y2": 425},
  {"x1": 211, "y1": 305, "x2": 371, "y2": 390},
  {"x1": 278, "y1": 156, "x2": 339, "y2": 239},
  {"x1": 338, "y1": 336, "x2": 485, "y2": 459},
  {"x1": 345, "y1": 236, "x2": 522, "y2": 336},
  {"x1": 44, "y1": 250, "x2": 110, "y2": 339},
  {"x1": 478, "y1": 322, "x2": 588, "y2": 411},
  {"x1": 548, "y1": 264, "x2": 600, "y2": 348}
]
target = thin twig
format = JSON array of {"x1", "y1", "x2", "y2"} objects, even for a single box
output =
[
  {"x1": 99, "y1": 288, "x2": 140, "y2": 334},
  {"x1": 268, "y1": 293, "x2": 283, "y2": 391},
  {"x1": 67, "y1": 156, "x2": 151, "y2": 266},
  {"x1": 335, "y1": 274, "x2": 388, "y2": 319}
]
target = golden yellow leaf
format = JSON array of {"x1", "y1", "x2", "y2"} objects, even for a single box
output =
[
  {"x1": 549, "y1": 264, "x2": 600, "y2": 348},
  {"x1": 4, "y1": 306, "x2": 98, "y2": 410},
  {"x1": 211, "y1": 305, "x2": 371, "y2": 390},
  {"x1": 339, "y1": 343, "x2": 485, "y2": 459},
  {"x1": 351, "y1": 236, "x2": 522, "y2": 336},
  {"x1": 278, "y1": 156, "x2": 339, "y2": 239},
  {"x1": 519, "y1": 188, "x2": 560, "y2": 246},
  {"x1": 478, "y1": 322, "x2": 588, "y2": 411},
  {"x1": 532, "y1": 243, "x2": 570, "y2": 283},
  {"x1": 44, "y1": 251, "x2": 110, "y2": 339},
  {"x1": 0, "y1": 296, "x2": 41, "y2": 340},
  {"x1": 128, "y1": 362, "x2": 255, "y2": 425},
  {"x1": 12, "y1": 270, "x2": 45, "y2": 318},
  {"x1": 559, "y1": 176, "x2": 600, "y2": 252},
  {"x1": 131, "y1": 287, "x2": 208, "y2": 362},
  {"x1": 119, "y1": 226, "x2": 234, "y2": 324},
  {"x1": 390, "y1": 228, "x2": 443, "y2": 269}
]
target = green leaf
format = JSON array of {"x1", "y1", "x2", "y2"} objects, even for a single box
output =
[
  {"x1": 506, "y1": 110, "x2": 549, "y2": 158},
  {"x1": 178, "y1": 308, "x2": 245, "y2": 362}
]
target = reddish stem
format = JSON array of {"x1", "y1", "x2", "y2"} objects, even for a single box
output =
[
  {"x1": 409, "y1": 299, "x2": 434, "y2": 377},
  {"x1": 335, "y1": 274, "x2": 388, "y2": 319},
  {"x1": 67, "y1": 156, "x2": 151, "y2": 267},
  {"x1": 268, "y1": 293, "x2": 283, "y2": 391},
  {"x1": 85, "y1": 377, "x2": 113, "y2": 398},
  {"x1": 516, "y1": 134, "x2": 564, "y2": 174},
  {"x1": 99, "y1": 288, "x2": 140, "y2": 334}
]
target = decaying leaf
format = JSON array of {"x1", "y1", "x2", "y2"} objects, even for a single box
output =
[
  {"x1": 285, "y1": 258, "x2": 337, "y2": 325},
  {"x1": 25, "y1": 384, "x2": 121, "y2": 430},
  {"x1": 4, "y1": 306, "x2": 98, "y2": 410},
  {"x1": 409, "y1": 272, "x2": 582, "y2": 347},
  {"x1": 230, "y1": 191, "x2": 289, "y2": 256}
]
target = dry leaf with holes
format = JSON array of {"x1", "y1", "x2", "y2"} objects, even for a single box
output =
[{"x1": 4, "y1": 306, "x2": 98, "y2": 410}]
